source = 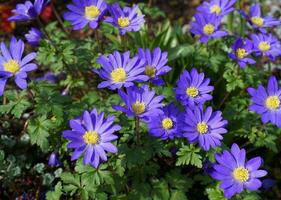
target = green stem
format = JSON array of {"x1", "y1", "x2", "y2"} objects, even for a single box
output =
[
  {"x1": 268, "y1": 61, "x2": 272, "y2": 72},
  {"x1": 135, "y1": 117, "x2": 140, "y2": 145}
]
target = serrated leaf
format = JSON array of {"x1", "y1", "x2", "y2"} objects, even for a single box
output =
[{"x1": 176, "y1": 145, "x2": 202, "y2": 168}]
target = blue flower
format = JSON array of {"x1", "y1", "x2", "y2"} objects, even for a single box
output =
[
  {"x1": 197, "y1": 0, "x2": 236, "y2": 17},
  {"x1": 25, "y1": 27, "x2": 43, "y2": 46}
]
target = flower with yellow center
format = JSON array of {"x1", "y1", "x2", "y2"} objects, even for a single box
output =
[
  {"x1": 203, "y1": 24, "x2": 215, "y2": 35},
  {"x1": 233, "y1": 167, "x2": 250, "y2": 182},
  {"x1": 210, "y1": 5, "x2": 221, "y2": 15},
  {"x1": 197, "y1": 122, "x2": 208, "y2": 134},
  {"x1": 162, "y1": 118, "x2": 173, "y2": 130},
  {"x1": 145, "y1": 66, "x2": 156, "y2": 77},
  {"x1": 132, "y1": 101, "x2": 146, "y2": 115},
  {"x1": 83, "y1": 130, "x2": 100, "y2": 145},
  {"x1": 118, "y1": 17, "x2": 130, "y2": 27},
  {"x1": 186, "y1": 87, "x2": 199, "y2": 98},
  {"x1": 85, "y1": 6, "x2": 100, "y2": 20},
  {"x1": 258, "y1": 42, "x2": 270, "y2": 52},
  {"x1": 111, "y1": 68, "x2": 126, "y2": 83},
  {"x1": 3, "y1": 59, "x2": 20, "y2": 74},
  {"x1": 251, "y1": 17, "x2": 264, "y2": 27},
  {"x1": 236, "y1": 48, "x2": 247, "y2": 59},
  {"x1": 265, "y1": 96, "x2": 280, "y2": 110}
]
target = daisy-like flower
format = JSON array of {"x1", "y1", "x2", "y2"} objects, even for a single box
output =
[
  {"x1": 211, "y1": 143, "x2": 267, "y2": 199},
  {"x1": 95, "y1": 51, "x2": 148, "y2": 90},
  {"x1": 25, "y1": 27, "x2": 43, "y2": 46},
  {"x1": 9, "y1": 0, "x2": 50, "y2": 21},
  {"x1": 147, "y1": 103, "x2": 182, "y2": 140},
  {"x1": 0, "y1": 37, "x2": 37, "y2": 96},
  {"x1": 190, "y1": 13, "x2": 228, "y2": 43},
  {"x1": 197, "y1": 0, "x2": 236, "y2": 17},
  {"x1": 105, "y1": 3, "x2": 145, "y2": 35},
  {"x1": 248, "y1": 76, "x2": 281, "y2": 128},
  {"x1": 228, "y1": 38, "x2": 256, "y2": 68},
  {"x1": 64, "y1": 0, "x2": 107, "y2": 30},
  {"x1": 182, "y1": 106, "x2": 228, "y2": 151},
  {"x1": 63, "y1": 108, "x2": 121, "y2": 168},
  {"x1": 241, "y1": 4, "x2": 281, "y2": 33},
  {"x1": 251, "y1": 33, "x2": 281, "y2": 61},
  {"x1": 175, "y1": 68, "x2": 214, "y2": 107},
  {"x1": 113, "y1": 85, "x2": 164, "y2": 121},
  {"x1": 137, "y1": 47, "x2": 171, "y2": 86}
]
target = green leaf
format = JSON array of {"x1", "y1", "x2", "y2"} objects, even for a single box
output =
[
  {"x1": 60, "y1": 172, "x2": 80, "y2": 187},
  {"x1": 28, "y1": 115, "x2": 52, "y2": 151},
  {"x1": 176, "y1": 145, "x2": 202, "y2": 168},
  {"x1": 170, "y1": 190, "x2": 187, "y2": 200},
  {"x1": 206, "y1": 188, "x2": 226, "y2": 200},
  {"x1": 46, "y1": 182, "x2": 62, "y2": 200}
]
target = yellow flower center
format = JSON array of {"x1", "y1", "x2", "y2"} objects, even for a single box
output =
[
  {"x1": 83, "y1": 131, "x2": 100, "y2": 145},
  {"x1": 132, "y1": 101, "x2": 146, "y2": 115},
  {"x1": 145, "y1": 65, "x2": 156, "y2": 77},
  {"x1": 197, "y1": 122, "x2": 209, "y2": 134},
  {"x1": 233, "y1": 167, "x2": 249, "y2": 182},
  {"x1": 236, "y1": 48, "x2": 247, "y2": 59},
  {"x1": 162, "y1": 118, "x2": 173, "y2": 130},
  {"x1": 118, "y1": 17, "x2": 130, "y2": 27},
  {"x1": 258, "y1": 42, "x2": 271, "y2": 52},
  {"x1": 3, "y1": 59, "x2": 19, "y2": 74},
  {"x1": 265, "y1": 96, "x2": 280, "y2": 110},
  {"x1": 85, "y1": 6, "x2": 100, "y2": 20},
  {"x1": 203, "y1": 24, "x2": 215, "y2": 35},
  {"x1": 186, "y1": 87, "x2": 199, "y2": 98},
  {"x1": 210, "y1": 5, "x2": 221, "y2": 15},
  {"x1": 251, "y1": 17, "x2": 264, "y2": 27},
  {"x1": 111, "y1": 68, "x2": 126, "y2": 83}
]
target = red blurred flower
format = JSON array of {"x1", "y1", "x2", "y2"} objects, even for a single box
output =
[
  {"x1": 0, "y1": 4, "x2": 15, "y2": 33},
  {"x1": 40, "y1": 4, "x2": 53, "y2": 22}
]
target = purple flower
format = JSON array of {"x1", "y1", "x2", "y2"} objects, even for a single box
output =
[
  {"x1": 137, "y1": 47, "x2": 171, "y2": 86},
  {"x1": 95, "y1": 51, "x2": 148, "y2": 90},
  {"x1": 175, "y1": 68, "x2": 214, "y2": 107},
  {"x1": 25, "y1": 27, "x2": 43, "y2": 46},
  {"x1": 248, "y1": 76, "x2": 281, "y2": 128},
  {"x1": 147, "y1": 103, "x2": 182, "y2": 140},
  {"x1": 0, "y1": 37, "x2": 37, "y2": 96},
  {"x1": 197, "y1": 0, "x2": 236, "y2": 17},
  {"x1": 211, "y1": 143, "x2": 267, "y2": 199},
  {"x1": 228, "y1": 38, "x2": 256, "y2": 68},
  {"x1": 190, "y1": 13, "x2": 228, "y2": 43},
  {"x1": 113, "y1": 85, "x2": 164, "y2": 121},
  {"x1": 64, "y1": 0, "x2": 107, "y2": 30},
  {"x1": 35, "y1": 72, "x2": 57, "y2": 83},
  {"x1": 105, "y1": 3, "x2": 145, "y2": 35},
  {"x1": 251, "y1": 33, "x2": 281, "y2": 61},
  {"x1": 63, "y1": 108, "x2": 121, "y2": 168},
  {"x1": 9, "y1": 0, "x2": 50, "y2": 21},
  {"x1": 242, "y1": 4, "x2": 281, "y2": 33},
  {"x1": 48, "y1": 152, "x2": 60, "y2": 167},
  {"x1": 181, "y1": 106, "x2": 228, "y2": 151}
]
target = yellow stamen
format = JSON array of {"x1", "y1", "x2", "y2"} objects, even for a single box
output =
[
  {"x1": 186, "y1": 87, "x2": 199, "y2": 98},
  {"x1": 132, "y1": 101, "x2": 146, "y2": 115},
  {"x1": 118, "y1": 17, "x2": 130, "y2": 27},
  {"x1": 203, "y1": 24, "x2": 215, "y2": 35},
  {"x1": 197, "y1": 122, "x2": 208, "y2": 134},
  {"x1": 251, "y1": 17, "x2": 264, "y2": 27},
  {"x1": 233, "y1": 167, "x2": 249, "y2": 182},
  {"x1": 236, "y1": 48, "x2": 247, "y2": 59},
  {"x1": 3, "y1": 59, "x2": 19, "y2": 74},
  {"x1": 145, "y1": 65, "x2": 156, "y2": 77},
  {"x1": 265, "y1": 96, "x2": 280, "y2": 110},
  {"x1": 162, "y1": 118, "x2": 173, "y2": 130},
  {"x1": 210, "y1": 5, "x2": 221, "y2": 15},
  {"x1": 111, "y1": 68, "x2": 126, "y2": 83},
  {"x1": 85, "y1": 6, "x2": 100, "y2": 20},
  {"x1": 83, "y1": 131, "x2": 100, "y2": 145},
  {"x1": 258, "y1": 42, "x2": 270, "y2": 52}
]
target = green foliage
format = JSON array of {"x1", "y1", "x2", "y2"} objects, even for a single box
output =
[{"x1": 176, "y1": 145, "x2": 202, "y2": 168}]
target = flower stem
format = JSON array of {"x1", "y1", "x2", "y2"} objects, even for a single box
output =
[
  {"x1": 135, "y1": 117, "x2": 140, "y2": 145},
  {"x1": 51, "y1": 1, "x2": 69, "y2": 34}
]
